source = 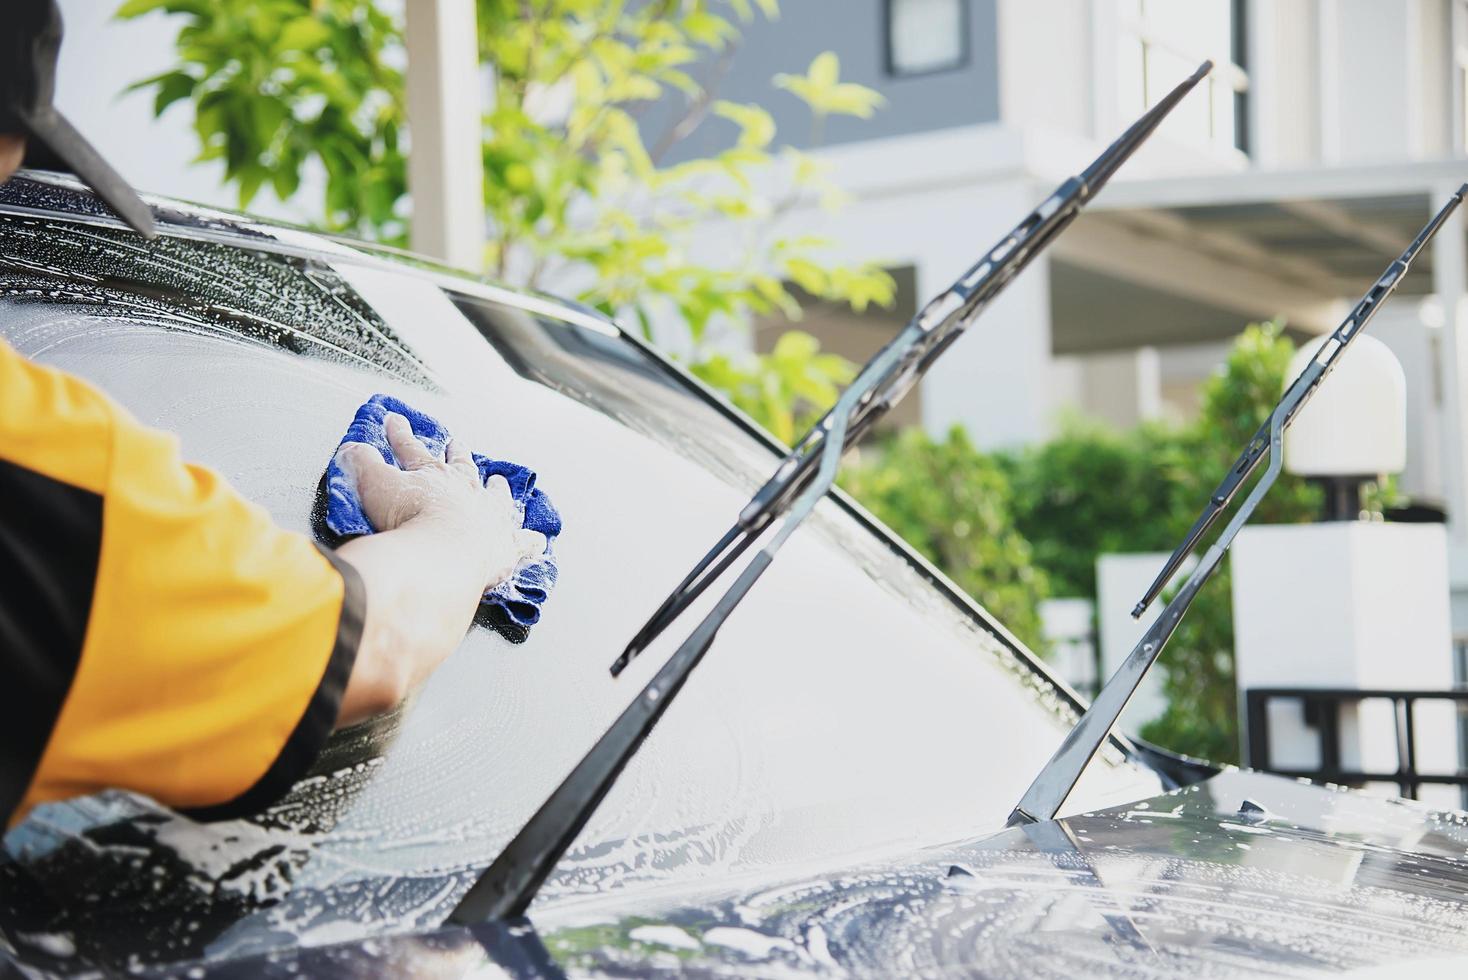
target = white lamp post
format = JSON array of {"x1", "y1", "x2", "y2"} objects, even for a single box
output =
[
  {"x1": 1232, "y1": 334, "x2": 1457, "y2": 804},
  {"x1": 1283, "y1": 333, "x2": 1406, "y2": 519}
]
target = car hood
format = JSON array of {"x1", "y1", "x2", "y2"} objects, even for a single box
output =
[{"x1": 153, "y1": 769, "x2": 1468, "y2": 978}]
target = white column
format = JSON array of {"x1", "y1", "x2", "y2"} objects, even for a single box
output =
[
  {"x1": 1039, "y1": 598, "x2": 1097, "y2": 695},
  {"x1": 920, "y1": 250, "x2": 1054, "y2": 449},
  {"x1": 1095, "y1": 553, "x2": 1175, "y2": 731},
  {"x1": 1073, "y1": 347, "x2": 1162, "y2": 429},
  {"x1": 1370, "y1": 307, "x2": 1443, "y2": 503},
  {"x1": 1322, "y1": 0, "x2": 1413, "y2": 165},
  {"x1": 1232, "y1": 523, "x2": 1458, "y2": 806},
  {"x1": 1432, "y1": 181, "x2": 1468, "y2": 544},
  {"x1": 405, "y1": 0, "x2": 485, "y2": 269},
  {"x1": 1247, "y1": 0, "x2": 1322, "y2": 167}
]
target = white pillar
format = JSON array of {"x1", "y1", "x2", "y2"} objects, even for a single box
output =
[
  {"x1": 1040, "y1": 598, "x2": 1097, "y2": 695},
  {"x1": 1370, "y1": 306, "x2": 1443, "y2": 503},
  {"x1": 1073, "y1": 347, "x2": 1162, "y2": 429},
  {"x1": 1432, "y1": 182, "x2": 1468, "y2": 545},
  {"x1": 405, "y1": 0, "x2": 485, "y2": 269},
  {"x1": 1095, "y1": 553, "x2": 1175, "y2": 731},
  {"x1": 1232, "y1": 523, "x2": 1458, "y2": 806},
  {"x1": 920, "y1": 250, "x2": 1054, "y2": 449}
]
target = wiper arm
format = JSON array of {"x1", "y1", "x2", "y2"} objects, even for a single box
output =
[
  {"x1": 445, "y1": 64, "x2": 1212, "y2": 926},
  {"x1": 1007, "y1": 185, "x2": 1466, "y2": 828},
  {"x1": 610, "y1": 60, "x2": 1216, "y2": 678}
]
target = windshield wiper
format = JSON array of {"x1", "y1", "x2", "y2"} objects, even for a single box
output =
[
  {"x1": 445, "y1": 63, "x2": 1212, "y2": 925},
  {"x1": 1007, "y1": 185, "x2": 1467, "y2": 828},
  {"x1": 609, "y1": 61, "x2": 1215, "y2": 678}
]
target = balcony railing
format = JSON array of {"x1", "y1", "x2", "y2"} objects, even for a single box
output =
[{"x1": 1242, "y1": 687, "x2": 1468, "y2": 802}]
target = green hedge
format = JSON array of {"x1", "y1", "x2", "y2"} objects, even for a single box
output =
[
  {"x1": 841, "y1": 426, "x2": 1050, "y2": 649},
  {"x1": 846, "y1": 324, "x2": 1349, "y2": 764}
]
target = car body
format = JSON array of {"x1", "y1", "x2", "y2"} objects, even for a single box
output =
[{"x1": 2, "y1": 173, "x2": 1467, "y2": 978}]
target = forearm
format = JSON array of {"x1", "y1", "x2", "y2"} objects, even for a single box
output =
[
  {"x1": 333, "y1": 523, "x2": 490, "y2": 726},
  {"x1": 327, "y1": 414, "x2": 543, "y2": 728}
]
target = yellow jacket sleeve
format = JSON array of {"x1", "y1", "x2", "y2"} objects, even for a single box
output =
[{"x1": 1, "y1": 340, "x2": 363, "y2": 826}]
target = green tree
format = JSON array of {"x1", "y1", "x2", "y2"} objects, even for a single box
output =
[
  {"x1": 116, "y1": 0, "x2": 894, "y2": 437},
  {"x1": 841, "y1": 427, "x2": 1050, "y2": 649},
  {"x1": 1000, "y1": 418, "x2": 1188, "y2": 598},
  {"x1": 691, "y1": 330, "x2": 855, "y2": 445}
]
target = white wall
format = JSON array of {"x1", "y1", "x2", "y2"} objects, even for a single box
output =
[
  {"x1": 1321, "y1": 0, "x2": 1455, "y2": 165},
  {"x1": 733, "y1": 124, "x2": 1069, "y2": 449},
  {"x1": 1324, "y1": 1, "x2": 1411, "y2": 163},
  {"x1": 1411, "y1": 0, "x2": 1454, "y2": 158},
  {"x1": 1069, "y1": 347, "x2": 1162, "y2": 429},
  {"x1": 51, "y1": 2, "x2": 313, "y2": 221},
  {"x1": 996, "y1": 0, "x2": 1095, "y2": 137},
  {"x1": 824, "y1": 168, "x2": 1062, "y2": 449},
  {"x1": 1233, "y1": 522, "x2": 1458, "y2": 804},
  {"x1": 1371, "y1": 305, "x2": 1446, "y2": 502},
  {"x1": 919, "y1": 240, "x2": 1057, "y2": 448},
  {"x1": 1248, "y1": 0, "x2": 1321, "y2": 167},
  {"x1": 1095, "y1": 553, "x2": 1176, "y2": 731}
]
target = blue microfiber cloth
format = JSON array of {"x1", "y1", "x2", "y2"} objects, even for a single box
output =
[{"x1": 314, "y1": 394, "x2": 561, "y2": 643}]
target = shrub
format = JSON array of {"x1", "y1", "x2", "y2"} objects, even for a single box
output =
[
  {"x1": 852, "y1": 323, "x2": 1339, "y2": 765},
  {"x1": 999, "y1": 418, "x2": 1186, "y2": 599},
  {"x1": 842, "y1": 427, "x2": 1050, "y2": 649}
]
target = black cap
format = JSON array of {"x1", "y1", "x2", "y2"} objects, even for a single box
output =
[{"x1": 1, "y1": 0, "x2": 156, "y2": 238}]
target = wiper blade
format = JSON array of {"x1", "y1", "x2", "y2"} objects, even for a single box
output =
[
  {"x1": 1131, "y1": 199, "x2": 1463, "y2": 619},
  {"x1": 445, "y1": 64, "x2": 1212, "y2": 926},
  {"x1": 1007, "y1": 185, "x2": 1466, "y2": 828},
  {"x1": 610, "y1": 59, "x2": 1215, "y2": 678}
]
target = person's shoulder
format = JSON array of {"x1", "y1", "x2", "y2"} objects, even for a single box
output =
[{"x1": 0, "y1": 341, "x2": 114, "y2": 494}]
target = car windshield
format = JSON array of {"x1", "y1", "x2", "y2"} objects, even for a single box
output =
[{"x1": 0, "y1": 190, "x2": 1160, "y2": 971}]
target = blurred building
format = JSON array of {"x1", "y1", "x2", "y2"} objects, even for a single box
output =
[{"x1": 672, "y1": 0, "x2": 1468, "y2": 629}]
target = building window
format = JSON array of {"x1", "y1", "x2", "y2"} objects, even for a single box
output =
[
  {"x1": 885, "y1": 0, "x2": 969, "y2": 77},
  {"x1": 1113, "y1": 0, "x2": 1250, "y2": 155}
]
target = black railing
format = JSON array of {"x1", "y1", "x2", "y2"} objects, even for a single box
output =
[{"x1": 1243, "y1": 687, "x2": 1468, "y2": 801}]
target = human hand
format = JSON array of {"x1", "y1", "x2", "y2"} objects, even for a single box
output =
[
  {"x1": 336, "y1": 413, "x2": 547, "y2": 589},
  {"x1": 0, "y1": 134, "x2": 26, "y2": 184}
]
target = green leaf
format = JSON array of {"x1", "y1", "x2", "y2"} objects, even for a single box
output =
[
  {"x1": 822, "y1": 82, "x2": 885, "y2": 118},
  {"x1": 752, "y1": 274, "x2": 801, "y2": 318},
  {"x1": 828, "y1": 265, "x2": 897, "y2": 312},
  {"x1": 774, "y1": 51, "x2": 884, "y2": 119},
  {"x1": 712, "y1": 100, "x2": 775, "y2": 149},
  {"x1": 151, "y1": 71, "x2": 197, "y2": 115},
  {"x1": 682, "y1": 10, "x2": 735, "y2": 46},
  {"x1": 770, "y1": 329, "x2": 818, "y2": 363},
  {"x1": 784, "y1": 256, "x2": 828, "y2": 295},
  {"x1": 115, "y1": 0, "x2": 173, "y2": 18},
  {"x1": 237, "y1": 165, "x2": 265, "y2": 208},
  {"x1": 276, "y1": 16, "x2": 333, "y2": 54},
  {"x1": 271, "y1": 161, "x2": 301, "y2": 201},
  {"x1": 807, "y1": 51, "x2": 837, "y2": 89},
  {"x1": 123, "y1": 69, "x2": 182, "y2": 94}
]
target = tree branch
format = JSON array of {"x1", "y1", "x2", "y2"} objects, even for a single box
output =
[{"x1": 648, "y1": 41, "x2": 739, "y2": 166}]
